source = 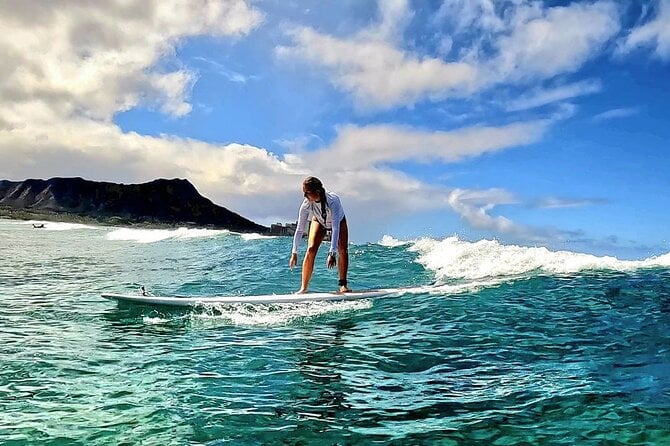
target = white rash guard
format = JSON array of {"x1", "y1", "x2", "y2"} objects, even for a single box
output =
[{"x1": 291, "y1": 190, "x2": 345, "y2": 255}]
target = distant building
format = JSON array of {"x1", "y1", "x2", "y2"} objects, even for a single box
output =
[{"x1": 269, "y1": 222, "x2": 297, "y2": 236}]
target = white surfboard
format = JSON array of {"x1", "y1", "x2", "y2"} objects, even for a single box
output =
[{"x1": 101, "y1": 289, "x2": 396, "y2": 306}]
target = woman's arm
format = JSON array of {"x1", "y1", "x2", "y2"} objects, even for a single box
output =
[{"x1": 291, "y1": 199, "x2": 310, "y2": 254}]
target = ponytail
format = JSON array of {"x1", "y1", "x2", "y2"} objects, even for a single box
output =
[
  {"x1": 303, "y1": 176, "x2": 328, "y2": 222},
  {"x1": 319, "y1": 186, "x2": 327, "y2": 222}
]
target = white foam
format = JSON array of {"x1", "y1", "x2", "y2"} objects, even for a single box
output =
[
  {"x1": 640, "y1": 251, "x2": 670, "y2": 268},
  {"x1": 106, "y1": 227, "x2": 229, "y2": 243},
  {"x1": 378, "y1": 235, "x2": 409, "y2": 247},
  {"x1": 410, "y1": 236, "x2": 670, "y2": 282},
  {"x1": 240, "y1": 233, "x2": 276, "y2": 241},
  {"x1": 189, "y1": 300, "x2": 373, "y2": 327},
  {"x1": 24, "y1": 221, "x2": 101, "y2": 231},
  {"x1": 143, "y1": 316, "x2": 169, "y2": 325}
]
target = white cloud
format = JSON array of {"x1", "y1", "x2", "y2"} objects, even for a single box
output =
[
  {"x1": 278, "y1": 1, "x2": 620, "y2": 110},
  {"x1": 362, "y1": 0, "x2": 414, "y2": 43},
  {"x1": 487, "y1": 2, "x2": 620, "y2": 82},
  {"x1": 447, "y1": 188, "x2": 526, "y2": 235},
  {"x1": 192, "y1": 57, "x2": 256, "y2": 83},
  {"x1": 533, "y1": 197, "x2": 607, "y2": 209},
  {"x1": 0, "y1": 0, "x2": 263, "y2": 124},
  {"x1": 592, "y1": 107, "x2": 641, "y2": 122},
  {"x1": 548, "y1": 102, "x2": 579, "y2": 121},
  {"x1": 277, "y1": 27, "x2": 478, "y2": 110},
  {"x1": 322, "y1": 168, "x2": 444, "y2": 216},
  {"x1": 434, "y1": 0, "x2": 505, "y2": 36},
  {"x1": 148, "y1": 71, "x2": 198, "y2": 117},
  {"x1": 506, "y1": 80, "x2": 602, "y2": 111},
  {"x1": 303, "y1": 120, "x2": 548, "y2": 169},
  {"x1": 619, "y1": 0, "x2": 670, "y2": 60}
]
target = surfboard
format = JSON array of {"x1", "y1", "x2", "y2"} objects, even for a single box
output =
[{"x1": 101, "y1": 289, "x2": 395, "y2": 306}]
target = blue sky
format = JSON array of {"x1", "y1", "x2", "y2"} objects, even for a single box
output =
[{"x1": 0, "y1": 0, "x2": 669, "y2": 259}]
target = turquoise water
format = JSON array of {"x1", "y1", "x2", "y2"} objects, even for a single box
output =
[{"x1": 1, "y1": 220, "x2": 670, "y2": 445}]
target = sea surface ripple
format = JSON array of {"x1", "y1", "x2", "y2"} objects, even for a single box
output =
[{"x1": 1, "y1": 220, "x2": 669, "y2": 445}]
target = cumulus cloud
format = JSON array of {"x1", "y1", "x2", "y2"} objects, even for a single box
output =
[
  {"x1": 0, "y1": 0, "x2": 263, "y2": 124},
  {"x1": 302, "y1": 121, "x2": 548, "y2": 169},
  {"x1": 618, "y1": 0, "x2": 670, "y2": 60},
  {"x1": 323, "y1": 168, "x2": 443, "y2": 216},
  {"x1": 278, "y1": 1, "x2": 620, "y2": 110},
  {"x1": 486, "y1": 2, "x2": 620, "y2": 82},
  {"x1": 276, "y1": 26, "x2": 478, "y2": 110},
  {"x1": 447, "y1": 188, "x2": 526, "y2": 235}
]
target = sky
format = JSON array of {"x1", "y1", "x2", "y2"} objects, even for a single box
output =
[{"x1": 0, "y1": 0, "x2": 669, "y2": 259}]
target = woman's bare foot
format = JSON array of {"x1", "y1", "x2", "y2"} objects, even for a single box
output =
[
  {"x1": 338, "y1": 285, "x2": 351, "y2": 293},
  {"x1": 296, "y1": 288, "x2": 308, "y2": 294}
]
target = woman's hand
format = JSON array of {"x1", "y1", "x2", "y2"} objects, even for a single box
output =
[
  {"x1": 289, "y1": 253, "x2": 298, "y2": 270},
  {"x1": 326, "y1": 252, "x2": 337, "y2": 269}
]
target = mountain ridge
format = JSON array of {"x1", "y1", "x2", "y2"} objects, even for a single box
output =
[{"x1": 0, "y1": 177, "x2": 268, "y2": 232}]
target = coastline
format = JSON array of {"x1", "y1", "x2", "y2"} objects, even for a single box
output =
[{"x1": 0, "y1": 206, "x2": 266, "y2": 232}]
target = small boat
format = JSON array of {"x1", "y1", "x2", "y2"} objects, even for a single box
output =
[{"x1": 32, "y1": 223, "x2": 45, "y2": 229}]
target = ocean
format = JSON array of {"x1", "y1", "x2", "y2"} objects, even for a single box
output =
[{"x1": 1, "y1": 219, "x2": 669, "y2": 445}]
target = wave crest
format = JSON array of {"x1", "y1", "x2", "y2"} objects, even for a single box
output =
[
  {"x1": 409, "y1": 236, "x2": 670, "y2": 282},
  {"x1": 106, "y1": 227, "x2": 229, "y2": 243}
]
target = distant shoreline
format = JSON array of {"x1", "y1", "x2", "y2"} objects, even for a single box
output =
[
  {"x1": 0, "y1": 206, "x2": 257, "y2": 231},
  {"x1": 0, "y1": 177, "x2": 271, "y2": 234}
]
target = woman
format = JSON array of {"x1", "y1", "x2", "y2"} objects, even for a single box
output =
[{"x1": 289, "y1": 176, "x2": 351, "y2": 294}]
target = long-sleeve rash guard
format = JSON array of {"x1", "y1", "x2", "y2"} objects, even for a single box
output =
[{"x1": 291, "y1": 190, "x2": 345, "y2": 255}]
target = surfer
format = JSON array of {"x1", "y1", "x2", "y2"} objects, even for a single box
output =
[{"x1": 289, "y1": 176, "x2": 351, "y2": 294}]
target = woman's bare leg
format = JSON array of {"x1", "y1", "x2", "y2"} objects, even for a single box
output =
[
  {"x1": 298, "y1": 219, "x2": 325, "y2": 293},
  {"x1": 338, "y1": 217, "x2": 350, "y2": 292}
]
